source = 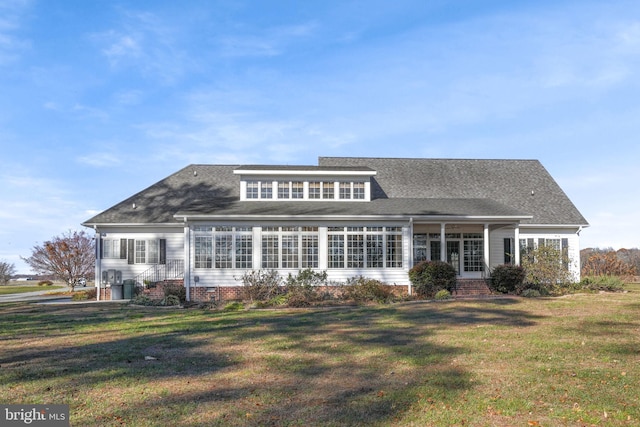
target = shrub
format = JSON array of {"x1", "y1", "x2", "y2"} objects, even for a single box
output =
[
  {"x1": 163, "y1": 282, "x2": 186, "y2": 303},
  {"x1": 521, "y1": 289, "x2": 541, "y2": 298},
  {"x1": 71, "y1": 292, "x2": 88, "y2": 301},
  {"x1": 340, "y1": 276, "x2": 396, "y2": 304},
  {"x1": 223, "y1": 301, "x2": 244, "y2": 311},
  {"x1": 240, "y1": 270, "x2": 284, "y2": 302},
  {"x1": 579, "y1": 276, "x2": 625, "y2": 292},
  {"x1": 409, "y1": 261, "x2": 457, "y2": 298},
  {"x1": 284, "y1": 269, "x2": 328, "y2": 307},
  {"x1": 130, "y1": 295, "x2": 154, "y2": 306},
  {"x1": 490, "y1": 264, "x2": 526, "y2": 294},
  {"x1": 521, "y1": 244, "x2": 573, "y2": 294},
  {"x1": 161, "y1": 295, "x2": 181, "y2": 306},
  {"x1": 434, "y1": 289, "x2": 452, "y2": 300},
  {"x1": 38, "y1": 280, "x2": 53, "y2": 287}
]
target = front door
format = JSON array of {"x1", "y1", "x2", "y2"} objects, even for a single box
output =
[{"x1": 446, "y1": 241, "x2": 461, "y2": 275}]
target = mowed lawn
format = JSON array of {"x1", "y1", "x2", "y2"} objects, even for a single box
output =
[{"x1": 1, "y1": 288, "x2": 639, "y2": 426}]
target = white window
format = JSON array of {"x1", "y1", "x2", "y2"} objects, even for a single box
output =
[
  {"x1": 327, "y1": 226, "x2": 403, "y2": 269},
  {"x1": 102, "y1": 239, "x2": 121, "y2": 259},
  {"x1": 353, "y1": 182, "x2": 365, "y2": 199},
  {"x1": 194, "y1": 226, "x2": 253, "y2": 269},
  {"x1": 261, "y1": 182, "x2": 273, "y2": 199},
  {"x1": 246, "y1": 181, "x2": 259, "y2": 199},
  {"x1": 339, "y1": 182, "x2": 351, "y2": 199},
  {"x1": 309, "y1": 182, "x2": 321, "y2": 199},
  {"x1": 135, "y1": 239, "x2": 159, "y2": 264}
]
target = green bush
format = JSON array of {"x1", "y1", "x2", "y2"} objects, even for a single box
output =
[
  {"x1": 490, "y1": 264, "x2": 526, "y2": 294},
  {"x1": 163, "y1": 282, "x2": 186, "y2": 303},
  {"x1": 71, "y1": 292, "x2": 88, "y2": 301},
  {"x1": 130, "y1": 295, "x2": 154, "y2": 306},
  {"x1": 579, "y1": 276, "x2": 625, "y2": 292},
  {"x1": 521, "y1": 289, "x2": 541, "y2": 298},
  {"x1": 409, "y1": 261, "x2": 457, "y2": 298},
  {"x1": 223, "y1": 301, "x2": 244, "y2": 311},
  {"x1": 339, "y1": 276, "x2": 396, "y2": 304},
  {"x1": 240, "y1": 270, "x2": 284, "y2": 302},
  {"x1": 38, "y1": 280, "x2": 53, "y2": 287},
  {"x1": 434, "y1": 289, "x2": 452, "y2": 300},
  {"x1": 162, "y1": 295, "x2": 181, "y2": 306}
]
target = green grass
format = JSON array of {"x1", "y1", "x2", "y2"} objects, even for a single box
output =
[
  {"x1": 1, "y1": 286, "x2": 640, "y2": 426},
  {"x1": 0, "y1": 284, "x2": 65, "y2": 295}
]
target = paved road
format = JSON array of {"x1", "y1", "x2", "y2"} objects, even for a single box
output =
[{"x1": 0, "y1": 286, "x2": 78, "y2": 303}]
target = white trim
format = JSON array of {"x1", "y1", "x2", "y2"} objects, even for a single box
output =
[{"x1": 234, "y1": 169, "x2": 376, "y2": 176}]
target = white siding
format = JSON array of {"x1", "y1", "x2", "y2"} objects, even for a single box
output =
[{"x1": 96, "y1": 226, "x2": 184, "y2": 282}]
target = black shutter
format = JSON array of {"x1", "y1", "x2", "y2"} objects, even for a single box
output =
[
  {"x1": 120, "y1": 239, "x2": 128, "y2": 259},
  {"x1": 98, "y1": 238, "x2": 103, "y2": 259},
  {"x1": 504, "y1": 238, "x2": 512, "y2": 264},
  {"x1": 159, "y1": 239, "x2": 166, "y2": 265},
  {"x1": 562, "y1": 238, "x2": 569, "y2": 269},
  {"x1": 128, "y1": 239, "x2": 135, "y2": 264}
]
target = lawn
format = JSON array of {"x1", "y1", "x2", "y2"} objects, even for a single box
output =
[
  {"x1": 1, "y1": 287, "x2": 639, "y2": 426},
  {"x1": 0, "y1": 284, "x2": 66, "y2": 295}
]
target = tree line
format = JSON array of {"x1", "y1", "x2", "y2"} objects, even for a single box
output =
[{"x1": 581, "y1": 247, "x2": 639, "y2": 279}]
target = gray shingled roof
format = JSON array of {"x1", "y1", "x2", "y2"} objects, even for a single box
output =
[
  {"x1": 319, "y1": 157, "x2": 588, "y2": 225},
  {"x1": 83, "y1": 158, "x2": 588, "y2": 226}
]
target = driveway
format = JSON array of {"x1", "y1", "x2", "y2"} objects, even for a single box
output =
[{"x1": 0, "y1": 287, "x2": 74, "y2": 303}]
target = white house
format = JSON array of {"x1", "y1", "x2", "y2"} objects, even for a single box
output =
[{"x1": 82, "y1": 157, "x2": 589, "y2": 301}]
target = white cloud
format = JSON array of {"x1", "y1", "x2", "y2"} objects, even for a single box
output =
[
  {"x1": 76, "y1": 151, "x2": 123, "y2": 168},
  {"x1": 92, "y1": 9, "x2": 189, "y2": 84},
  {"x1": 216, "y1": 21, "x2": 318, "y2": 57},
  {"x1": 0, "y1": 0, "x2": 30, "y2": 65}
]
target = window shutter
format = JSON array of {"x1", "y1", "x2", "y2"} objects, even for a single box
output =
[
  {"x1": 503, "y1": 238, "x2": 512, "y2": 264},
  {"x1": 128, "y1": 239, "x2": 135, "y2": 264},
  {"x1": 120, "y1": 239, "x2": 128, "y2": 259},
  {"x1": 98, "y1": 238, "x2": 103, "y2": 259},
  {"x1": 159, "y1": 239, "x2": 166, "y2": 265}
]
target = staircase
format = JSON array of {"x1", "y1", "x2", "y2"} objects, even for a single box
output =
[
  {"x1": 134, "y1": 259, "x2": 184, "y2": 286},
  {"x1": 453, "y1": 279, "x2": 492, "y2": 297}
]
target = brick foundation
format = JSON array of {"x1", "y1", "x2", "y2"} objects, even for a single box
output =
[{"x1": 99, "y1": 287, "x2": 111, "y2": 300}]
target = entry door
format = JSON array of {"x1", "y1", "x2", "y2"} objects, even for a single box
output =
[{"x1": 446, "y1": 241, "x2": 461, "y2": 275}]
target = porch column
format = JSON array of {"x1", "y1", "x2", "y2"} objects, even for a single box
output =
[
  {"x1": 483, "y1": 223, "x2": 490, "y2": 272},
  {"x1": 440, "y1": 223, "x2": 446, "y2": 262},
  {"x1": 514, "y1": 225, "x2": 520, "y2": 266}
]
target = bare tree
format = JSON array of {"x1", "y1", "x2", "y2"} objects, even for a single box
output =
[
  {"x1": 0, "y1": 260, "x2": 16, "y2": 285},
  {"x1": 22, "y1": 230, "x2": 94, "y2": 291}
]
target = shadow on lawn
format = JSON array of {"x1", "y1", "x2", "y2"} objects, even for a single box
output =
[{"x1": 0, "y1": 299, "x2": 540, "y2": 426}]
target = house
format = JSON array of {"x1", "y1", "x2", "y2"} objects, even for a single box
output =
[{"x1": 82, "y1": 157, "x2": 589, "y2": 301}]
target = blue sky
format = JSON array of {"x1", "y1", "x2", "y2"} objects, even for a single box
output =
[{"x1": 1, "y1": 0, "x2": 639, "y2": 273}]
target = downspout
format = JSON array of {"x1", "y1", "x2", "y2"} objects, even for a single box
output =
[
  {"x1": 408, "y1": 217, "x2": 413, "y2": 296},
  {"x1": 94, "y1": 226, "x2": 101, "y2": 301},
  {"x1": 183, "y1": 218, "x2": 191, "y2": 302}
]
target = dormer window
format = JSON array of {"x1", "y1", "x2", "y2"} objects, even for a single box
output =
[{"x1": 235, "y1": 165, "x2": 376, "y2": 202}]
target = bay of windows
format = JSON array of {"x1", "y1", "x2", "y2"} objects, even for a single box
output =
[
  {"x1": 328, "y1": 226, "x2": 403, "y2": 269},
  {"x1": 194, "y1": 226, "x2": 253, "y2": 269},
  {"x1": 243, "y1": 180, "x2": 366, "y2": 200},
  {"x1": 261, "y1": 226, "x2": 319, "y2": 269}
]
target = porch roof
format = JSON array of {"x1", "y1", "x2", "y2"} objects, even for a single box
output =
[{"x1": 174, "y1": 197, "x2": 530, "y2": 221}]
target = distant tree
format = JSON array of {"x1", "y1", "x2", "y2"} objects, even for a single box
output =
[
  {"x1": 22, "y1": 230, "x2": 94, "y2": 291},
  {"x1": 582, "y1": 250, "x2": 637, "y2": 279},
  {"x1": 0, "y1": 260, "x2": 16, "y2": 285}
]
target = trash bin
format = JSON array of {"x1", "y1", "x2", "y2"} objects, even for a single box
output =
[
  {"x1": 123, "y1": 280, "x2": 135, "y2": 299},
  {"x1": 111, "y1": 284, "x2": 123, "y2": 300}
]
